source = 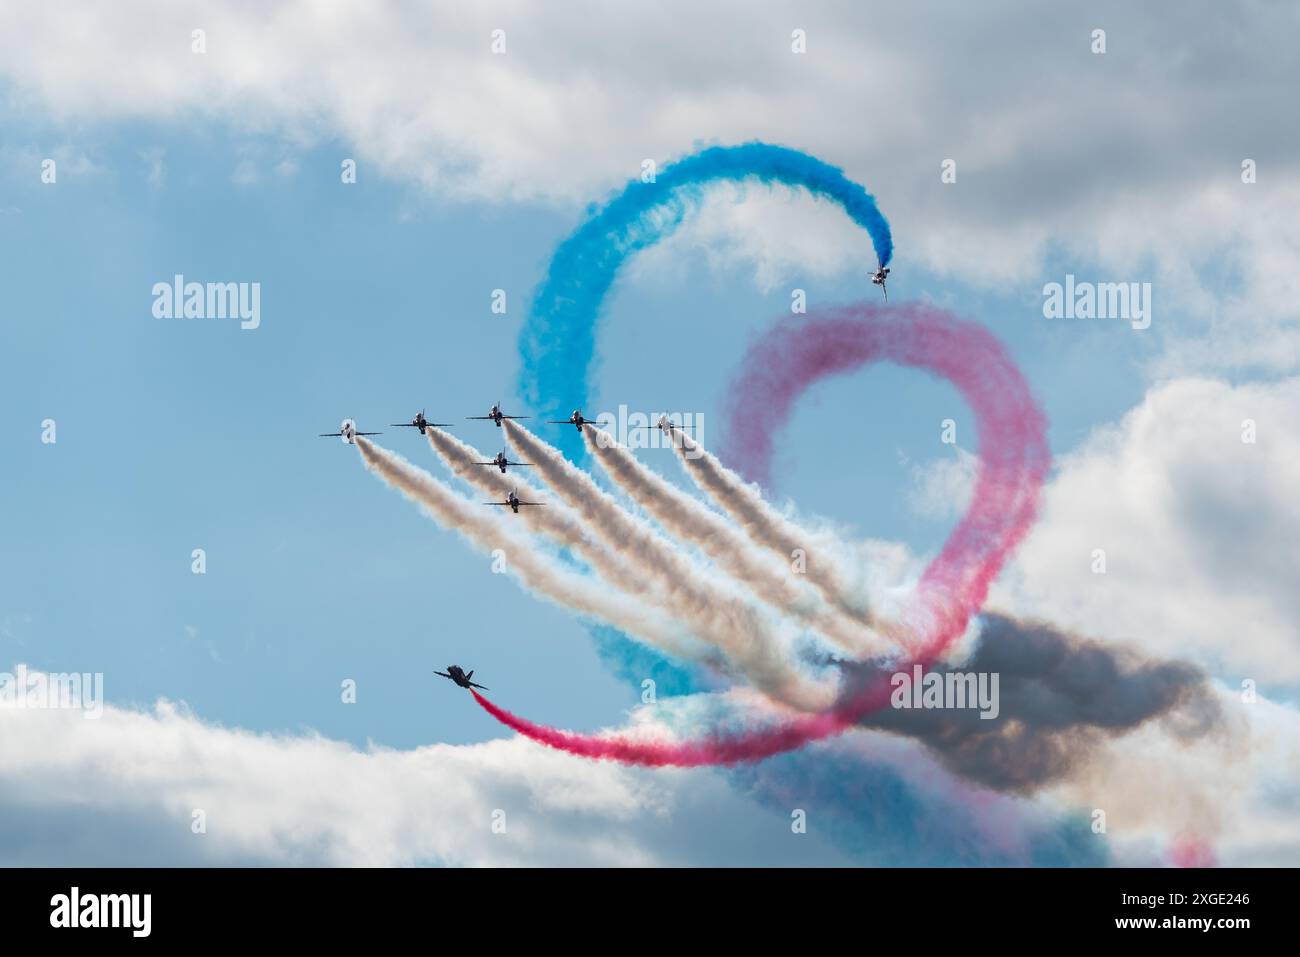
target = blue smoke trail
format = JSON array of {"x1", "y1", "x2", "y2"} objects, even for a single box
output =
[{"x1": 517, "y1": 142, "x2": 893, "y2": 461}]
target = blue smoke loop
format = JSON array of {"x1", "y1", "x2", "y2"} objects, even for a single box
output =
[{"x1": 516, "y1": 141, "x2": 893, "y2": 462}]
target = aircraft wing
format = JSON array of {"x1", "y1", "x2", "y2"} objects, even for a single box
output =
[
  {"x1": 391, "y1": 423, "x2": 417, "y2": 427},
  {"x1": 433, "y1": 671, "x2": 452, "y2": 679},
  {"x1": 466, "y1": 416, "x2": 495, "y2": 420},
  {"x1": 484, "y1": 502, "x2": 510, "y2": 506},
  {"x1": 508, "y1": 461, "x2": 533, "y2": 466},
  {"x1": 354, "y1": 431, "x2": 382, "y2": 436},
  {"x1": 318, "y1": 432, "x2": 344, "y2": 437},
  {"x1": 502, "y1": 415, "x2": 530, "y2": 420},
  {"x1": 468, "y1": 681, "x2": 489, "y2": 690}
]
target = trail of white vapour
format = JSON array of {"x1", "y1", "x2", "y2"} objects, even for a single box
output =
[
  {"x1": 665, "y1": 424, "x2": 875, "y2": 629},
  {"x1": 583, "y1": 425, "x2": 883, "y2": 656},
  {"x1": 425, "y1": 428, "x2": 659, "y2": 614},
  {"x1": 353, "y1": 436, "x2": 699, "y2": 660},
  {"x1": 503, "y1": 421, "x2": 766, "y2": 615}
]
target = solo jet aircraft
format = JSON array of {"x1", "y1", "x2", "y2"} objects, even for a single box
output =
[
  {"x1": 548, "y1": 409, "x2": 593, "y2": 431},
  {"x1": 434, "y1": 665, "x2": 488, "y2": 690},
  {"x1": 477, "y1": 451, "x2": 533, "y2": 473},
  {"x1": 319, "y1": 419, "x2": 382, "y2": 444}
]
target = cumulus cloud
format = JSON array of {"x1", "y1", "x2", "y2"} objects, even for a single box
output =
[
  {"x1": 1051, "y1": 685, "x2": 1300, "y2": 867},
  {"x1": 3, "y1": 662, "x2": 1293, "y2": 866},
  {"x1": 0, "y1": 685, "x2": 863, "y2": 867},
  {"x1": 993, "y1": 375, "x2": 1300, "y2": 684}
]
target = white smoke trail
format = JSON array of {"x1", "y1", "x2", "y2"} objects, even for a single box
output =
[
  {"x1": 353, "y1": 436, "x2": 702, "y2": 661},
  {"x1": 474, "y1": 424, "x2": 840, "y2": 709},
  {"x1": 503, "y1": 420, "x2": 759, "y2": 615},
  {"x1": 582, "y1": 425, "x2": 886, "y2": 656},
  {"x1": 666, "y1": 425, "x2": 875, "y2": 629},
  {"x1": 424, "y1": 428, "x2": 649, "y2": 599}
]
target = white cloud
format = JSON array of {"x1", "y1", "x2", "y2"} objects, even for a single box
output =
[
  {"x1": 992, "y1": 375, "x2": 1300, "y2": 683},
  {"x1": 3, "y1": 665, "x2": 1294, "y2": 866},
  {"x1": 0, "y1": 685, "x2": 864, "y2": 866},
  {"x1": 1056, "y1": 684, "x2": 1300, "y2": 868}
]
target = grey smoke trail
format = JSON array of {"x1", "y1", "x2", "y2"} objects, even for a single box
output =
[
  {"x1": 842, "y1": 613, "x2": 1225, "y2": 793},
  {"x1": 353, "y1": 436, "x2": 700, "y2": 660},
  {"x1": 667, "y1": 425, "x2": 875, "y2": 629},
  {"x1": 582, "y1": 425, "x2": 883, "y2": 656},
  {"x1": 500, "y1": 421, "x2": 837, "y2": 709}
]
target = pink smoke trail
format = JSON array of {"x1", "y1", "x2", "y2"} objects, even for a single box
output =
[
  {"x1": 472, "y1": 303, "x2": 1051, "y2": 766},
  {"x1": 721, "y1": 301, "x2": 1051, "y2": 661}
]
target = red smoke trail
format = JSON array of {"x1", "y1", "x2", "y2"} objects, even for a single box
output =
[
  {"x1": 471, "y1": 687, "x2": 884, "y2": 767},
  {"x1": 471, "y1": 303, "x2": 1050, "y2": 766}
]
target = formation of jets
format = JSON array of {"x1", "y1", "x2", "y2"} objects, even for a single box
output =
[
  {"x1": 319, "y1": 405, "x2": 714, "y2": 441},
  {"x1": 319, "y1": 394, "x2": 804, "y2": 440},
  {"x1": 318, "y1": 403, "x2": 558, "y2": 513},
  {"x1": 434, "y1": 665, "x2": 488, "y2": 691},
  {"x1": 317, "y1": 401, "x2": 563, "y2": 449}
]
